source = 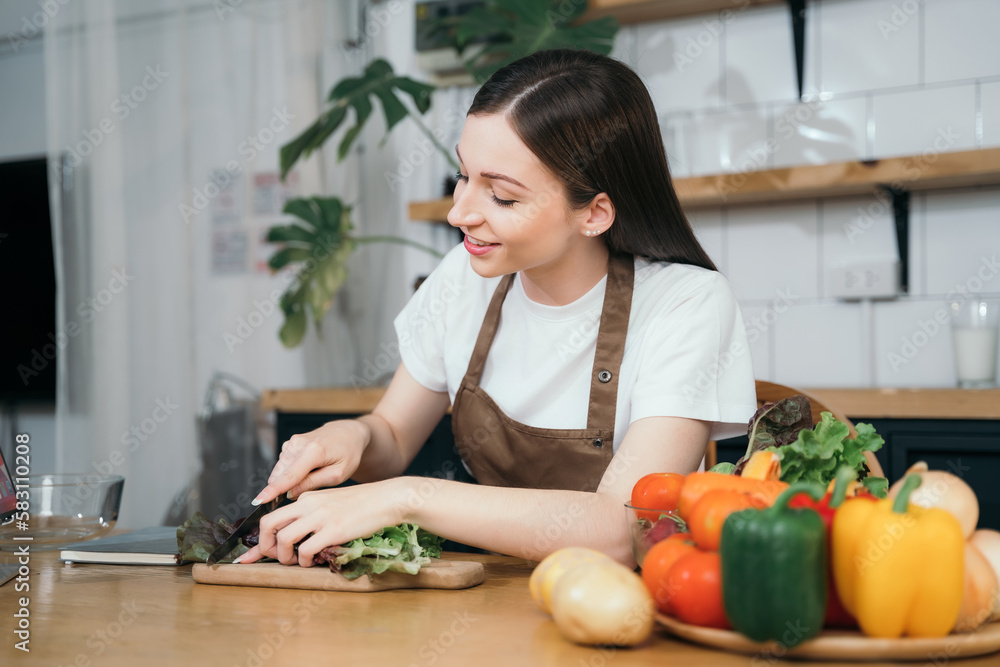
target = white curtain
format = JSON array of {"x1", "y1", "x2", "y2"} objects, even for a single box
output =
[
  {"x1": 44, "y1": 0, "x2": 461, "y2": 528},
  {"x1": 44, "y1": 0, "x2": 333, "y2": 528}
]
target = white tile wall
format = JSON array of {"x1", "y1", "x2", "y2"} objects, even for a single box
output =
[
  {"x1": 983, "y1": 81, "x2": 1000, "y2": 148},
  {"x1": 872, "y1": 84, "x2": 977, "y2": 158},
  {"x1": 634, "y1": 16, "x2": 723, "y2": 114},
  {"x1": 873, "y1": 299, "x2": 958, "y2": 387},
  {"x1": 741, "y1": 304, "x2": 774, "y2": 381},
  {"x1": 924, "y1": 0, "x2": 1000, "y2": 84},
  {"x1": 819, "y1": 0, "x2": 920, "y2": 94},
  {"x1": 820, "y1": 195, "x2": 899, "y2": 297},
  {"x1": 726, "y1": 202, "x2": 820, "y2": 301},
  {"x1": 724, "y1": 3, "x2": 797, "y2": 105},
  {"x1": 687, "y1": 207, "x2": 726, "y2": 273},
  {"x1": 774, "y1": 302, "x2": 865, "y2": 387},
  {"x1": 771, "y1": 97, "x2": 869, "y2": 168},
  {"x1": 640, "y1": 0, "x2": 1000, "y2": 389},
  {"x1": 677, "y1": 107, "x2": 771, "y2": 176},
  {"x1": 923, "y1": 187, "x2": 1000, "y2": 296}
]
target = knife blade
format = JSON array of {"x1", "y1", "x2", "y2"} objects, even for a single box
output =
[{"x1": 206, "y1": 493, "x2": 289, "y2": 565}]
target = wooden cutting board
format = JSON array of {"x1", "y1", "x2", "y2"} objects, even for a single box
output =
[{"x1": 192, "y1": 558, "x2": 485, "y2": 592}]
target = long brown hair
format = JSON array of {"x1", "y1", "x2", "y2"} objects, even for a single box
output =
[{"x1": 467, "y1": 49, "x2": 716, "y2": 271}]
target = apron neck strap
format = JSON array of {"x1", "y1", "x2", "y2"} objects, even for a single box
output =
[{"x1": 586, "y1": 253, "x2": 634, "y2": 429}]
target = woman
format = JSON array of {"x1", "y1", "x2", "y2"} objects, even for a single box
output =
[{"x1": 239, "y1": 49, "x2": 757, "y2": 567}]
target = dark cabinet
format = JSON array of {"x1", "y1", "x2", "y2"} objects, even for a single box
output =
[{"x1": 716, "y1": 419, "x2": 1000, "y2": 531}]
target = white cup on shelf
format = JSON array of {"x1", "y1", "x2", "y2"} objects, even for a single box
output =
[{"x1": 950, "y1": 298, "x2": 1000, "y2": 388}]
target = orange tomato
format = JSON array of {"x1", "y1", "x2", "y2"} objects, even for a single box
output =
[
  {"x1": 630, "y1": 472, "x2": 686, "y2": 522},
  {"x1": 677, "y1": 472, "x2": 787, "y2": 519},
  {"x1": 665, "y1": 550, "x2": 730, "y2": 629},
  {"x1": 687, "y1": 489, "x2": 756, "y2": 551},
  {"x1": 640, "y1": 534, "x2": 697, "y2": 614}
]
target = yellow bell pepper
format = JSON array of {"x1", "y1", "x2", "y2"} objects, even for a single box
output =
[{"x1": 832, "y1": 475, "x2": 964, "y2": 638}]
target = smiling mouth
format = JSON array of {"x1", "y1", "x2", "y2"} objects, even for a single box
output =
[{"x1": 467, "y1": 236, "x2": 499, "y2": 247}]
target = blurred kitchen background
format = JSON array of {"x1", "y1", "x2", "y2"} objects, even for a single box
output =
[{"x1": 0, "y1": 0, "x2": 997, "y2": 528}]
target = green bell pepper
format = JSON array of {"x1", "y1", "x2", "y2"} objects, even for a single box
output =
[{"x1": 720, "y1": 481, "x2": 827, "y2": 647}]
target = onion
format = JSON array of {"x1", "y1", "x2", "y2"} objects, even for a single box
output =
[
  {"x1": 954, "y1": 541, "x2": 1000, "y2": 632},
  {"x1": 887, "y1": 462, "x2": 979, "y2": 538},
  {"x1": 970, "y1": 529, "x2": 1000, "y2": 622}
]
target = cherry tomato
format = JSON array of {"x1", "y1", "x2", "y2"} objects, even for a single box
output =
[
  {"x1": 631, "y1": 472, "x2": 686, "y2": 522},
  {"x1": 665, "y1": 550, "x2": 730, "y2": 629},
  {"x1": 640, "y1": 534, "x2": 697, "y2": 614},
  {"x1": 687, "y1": 489, "x2": 755, "y2": 551}
]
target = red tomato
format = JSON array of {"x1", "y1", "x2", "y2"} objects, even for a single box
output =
[
  {"x1": 640, "y1": 534, "x2": 697, "y2": 614},
  {"x1": 665, "y1": 551, "x2": 730, "y2": 629},
  {"x1": 631, "y1": 472, "x2": 686, "y2": 522}
]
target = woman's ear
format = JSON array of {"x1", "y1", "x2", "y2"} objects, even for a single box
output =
[{"x1": 579, "y1": 193, "x2": 615, "y2": 236}]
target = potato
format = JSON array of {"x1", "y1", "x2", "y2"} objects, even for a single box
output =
[{"x1": 550, "y1": 560, "x2": 654, "y2": 646}]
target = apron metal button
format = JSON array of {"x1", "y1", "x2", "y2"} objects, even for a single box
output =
[
  {"x1": 598, "y1": 370, "x2": 612, "y2": 383},
  {"x1": 593, "y1": 437, "x2": 603, "y2": 448}
]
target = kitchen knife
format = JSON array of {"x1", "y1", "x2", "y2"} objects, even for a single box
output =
[{"x1": 206, "y1": 493, "x2": 289, "y2": 565}]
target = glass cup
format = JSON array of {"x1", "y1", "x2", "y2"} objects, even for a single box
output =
[{"x1": 950, "y1": 298, "x2": 1000, "y2": 389}]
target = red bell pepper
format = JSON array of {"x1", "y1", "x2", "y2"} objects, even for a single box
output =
[{"x1": 788, "y1": 468, "x2": 877, "y2": 629}]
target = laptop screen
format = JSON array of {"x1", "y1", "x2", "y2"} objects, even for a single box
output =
[{"x1": 0, "y1": 448, "x2": 17, "y2": 523}]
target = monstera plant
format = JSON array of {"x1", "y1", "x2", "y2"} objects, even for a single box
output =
[{"x1": 269, "y1": 0, "x2": 618, "y2": 348}]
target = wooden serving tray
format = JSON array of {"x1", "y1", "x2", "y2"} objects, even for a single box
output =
[
  {"x1": 193, "y1": 558, "x2": 485, "y2": 592},
  {"x1": 655, "y1": 614, "x2": 1000, "y2": 662}
]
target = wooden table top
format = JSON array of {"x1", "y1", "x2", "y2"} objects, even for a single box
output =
[
  {"x1": 260, "y1": 386, "x2": 1000, "y2": 419},
  {"x1": 3, "y1": 548, "x2": 998, "y2": 666}
]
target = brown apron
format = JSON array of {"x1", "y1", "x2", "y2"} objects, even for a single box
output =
[{"x1": 451, "y1": 253, "x2": 635, "y2": 492}]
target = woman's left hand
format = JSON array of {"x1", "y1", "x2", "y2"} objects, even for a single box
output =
[{"x1": 235, "y1": 478, "x2": 408, "y2": 567}]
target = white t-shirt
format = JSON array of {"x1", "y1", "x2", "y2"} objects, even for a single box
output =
[{"x1": 394, "y1": 244, "x2": 758, "y2": 452}]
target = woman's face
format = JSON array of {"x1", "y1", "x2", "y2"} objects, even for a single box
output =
[{"x1": 448, "y1": 113, "x2": 586, "y2": 279}]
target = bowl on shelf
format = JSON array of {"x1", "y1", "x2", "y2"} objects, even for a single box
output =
[
  {"x1": 0, "y1": 474, "x2": 124, "y2": 550},
  {"x1": 625, "y1": 503, "x2": 684, "y2": 567}
]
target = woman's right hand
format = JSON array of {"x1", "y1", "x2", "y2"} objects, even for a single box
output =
[{"x1": 252, "y1": 419, "x2": 371, "y2": 505}]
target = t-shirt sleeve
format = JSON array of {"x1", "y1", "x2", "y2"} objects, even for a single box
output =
[
  {"x1": 629, "y1": 272, "x2": 757, "y2": 441},
  {"x1": 391, "y1": 247, "x2": 464, "y2": 393}
]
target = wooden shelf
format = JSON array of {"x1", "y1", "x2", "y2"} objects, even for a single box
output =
[
  {"x1": 806, "y1": 388, "x2": 1000, "y2": 421},
  {"x1": 583, "y1": 0, "x2": 782, "y2": 25},
  {"x1": 262, "y1": 387, "x2": 1000, "y2": 420},
  {"x1": 408, "y1": 148, "x2": 1000, "y2": 221}
]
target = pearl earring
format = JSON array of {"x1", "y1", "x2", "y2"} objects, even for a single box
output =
[{"x1": 585, "y1": 230, "x2": 592, "y2": 236}]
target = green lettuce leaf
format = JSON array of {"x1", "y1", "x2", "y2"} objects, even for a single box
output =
[
  {"x1": 766, "y1": 412, "x2": 887, "y2": 493},
  {"x1": 331, "y1": 523, "x2": 445, "y2": 581}
]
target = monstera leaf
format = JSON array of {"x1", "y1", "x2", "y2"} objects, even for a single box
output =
[
  {"x1": 267, "y1": 196, "x2": 443, "y2": 348},
  {"x1": 279, "y1": 59, "x2": 435, "y2": 179},
  {"x1": 434, "y1": 0, "x2": 619, "y2": 83},
  {"x1": 267, "y1": 196, "x2": 355, "y2": 348}
]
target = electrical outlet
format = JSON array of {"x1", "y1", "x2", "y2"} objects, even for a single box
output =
[{"x1": 829, "y1": 261, "x2": 900, "y2": 299}]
